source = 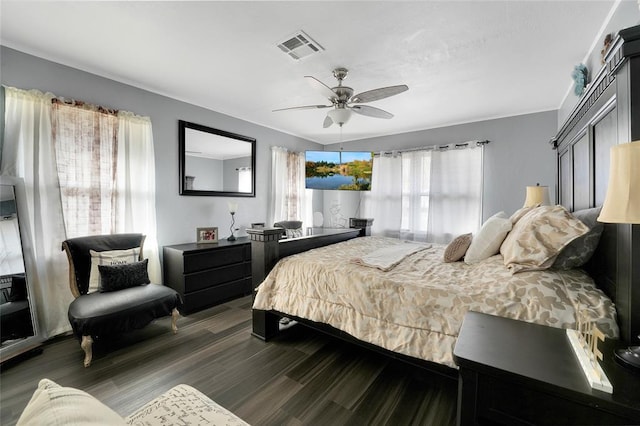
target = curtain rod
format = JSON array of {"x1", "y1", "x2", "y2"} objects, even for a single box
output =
[
  {"x1": 52, "y1": 97, "x2": 119, "y2": 116},
  {"x1": 374, "y1": 139, "x2": 490, "y2": 156}
]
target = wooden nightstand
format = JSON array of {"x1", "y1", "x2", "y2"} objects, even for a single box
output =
[{"x1": 453, "y1": 311, "x2": 640, "y2": 425}]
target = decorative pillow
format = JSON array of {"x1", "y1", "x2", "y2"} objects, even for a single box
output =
[
  {"x1": 552, "y1": 206, "x2": 604, "y2": 270},
  {"x1": 500, "y1": 205, "x2": 589, "y2": 273},
  {"x1": 443, "y1": 233, "x2": 473, "y2": 263},
  {"x1": 285, "y1": 228, "x2": 304, "y2": 239},
  {"x1": 510, "y1": 204, "x2": 539, "y2": 225},
  {"x1": 16, "y1": 379, "x2": 125, "y2": 425},
  {"x1": 88, "y1": 248, "x2": 140, "y2": 292},
  {"x1": 98, "y1": 259, "x2": 150, "y2": 292},
  {"x1": 464, "y1": 212, "x2": 512, "y2": 264}
]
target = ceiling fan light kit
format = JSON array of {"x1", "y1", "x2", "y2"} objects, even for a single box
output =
[
  {"x1": 274, "y1": 67, "x2": 408, "y2": 128},
  {"x1": 327, "y1": 108, "x2": 352, "y2": 127}
]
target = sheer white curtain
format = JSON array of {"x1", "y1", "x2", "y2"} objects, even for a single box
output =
[
  {"x1": 426, "y1": 147, "x2": 483, "y2": 243},
  {"x1": 52, "y1": 101, "x2": 118, "y2": 237},
  {"x1": 1, "y1": 86, "x2": 72, "y2": 338},
  {"x1": 269, "y1": 146, "x2": 312, "y2": 228},
  {"x1": 364, "y1": 145, "x2": 483, "y2": 243},
  {"x1": 362, "y1": 153, "x2": 403, "y2": 237},
  {"x1": 114, "y1": 111, "x2": 161, "y2": 283},
  {"x1": 1, "y1": 87, "x2": 163, "y2": 338},
  {"x1": 400, "y1": 150, "x2": 432, "y2": 241}
]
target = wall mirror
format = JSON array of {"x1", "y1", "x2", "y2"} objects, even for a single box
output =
[
  {"x1": 0, "y1": 176, "x2": 41, "y2": 363},
  {"x1": 179, "y1": 120, "x2": 256, "y2": 197}
]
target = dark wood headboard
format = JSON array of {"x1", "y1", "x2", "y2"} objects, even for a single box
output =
[{"x1": 552, "y1": 25, "x2": 640, "y2": 345}]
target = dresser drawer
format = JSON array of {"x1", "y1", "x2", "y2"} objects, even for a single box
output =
[
  {"x1": 181, "y1": 277, "x2": 252, "y2": 314},
  {"x1": 184, "y1": 262, "x2": 250, "y2": 293},
  {"x1": 183, "y1": 245, "x2": 247, "y2": 273}
]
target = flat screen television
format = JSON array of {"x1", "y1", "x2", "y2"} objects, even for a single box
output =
[{"x1": 305, "y1": 151, "x2": 373, "y2": 190}]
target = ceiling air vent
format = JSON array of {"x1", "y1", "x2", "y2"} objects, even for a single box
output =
[{"x1": 277, "y1": 30, "x2": 324, "y2": 60}]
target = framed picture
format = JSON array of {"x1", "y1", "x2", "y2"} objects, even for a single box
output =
[{"x1": 196, "y1": 227, "x2": 218, "y2": 244}]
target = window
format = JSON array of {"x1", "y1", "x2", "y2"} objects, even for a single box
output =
[
  {"x1": 52, "y1": 101, "x2": 119, "y2": 237},
  {"x1": 269, "y1": 147, "x2": 312, "y2": 228},
  {"x1": 365, "y1": 145, "x2": 483, "y2": 243},
  {"x1": 238, "y1": 167, "x2": 252, "y2": 193}
]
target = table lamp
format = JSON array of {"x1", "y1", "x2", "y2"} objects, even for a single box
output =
[
  {"x1": 597, "y1": 140, "x2": 640, "y2": 370},
  {"x1": 523, "y1": 183, "x2": 551, "y2": 208},
  {"x1": 227, "y1": 202, "x2": 238, "y2": 241}
]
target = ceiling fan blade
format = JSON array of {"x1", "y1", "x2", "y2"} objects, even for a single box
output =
[
  {"x1": 305, "y1": 76, "x2": 338, "y2": 101},
  {"x1": 273, "y1": 104, "x2": 332, "y2": 112},
  {"x1": 351, "y1": 84, "x2": 408, "y2": 104},
  {"x1": 323, "y1": 115, "x2": 333, "y2": 128},
  {"x1": 350, "y1": 105, "x2": 394, "y2": 119}
]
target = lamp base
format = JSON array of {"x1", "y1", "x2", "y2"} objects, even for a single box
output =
[
  {"x1": 614, "y1": 345, "x2": 640, "y2": 370},
  {"x1": 227, "y1": 235, "x2": 236, "y2": 241}
]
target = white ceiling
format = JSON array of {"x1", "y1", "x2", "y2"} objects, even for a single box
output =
[
  {"x1": 0, "y1": 1, "x2": 617, "y2": 144},
  {"x1": 185, "y1": 128, "x2": 251, "y2": 160}
]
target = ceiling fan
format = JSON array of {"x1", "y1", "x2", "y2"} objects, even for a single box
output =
[{"x1": 273, "y1": 67, "x2": 408, "y2": 128}]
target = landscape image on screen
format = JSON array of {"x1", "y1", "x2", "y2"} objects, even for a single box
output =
[{"x1": 305, "y1": 151, "x2": 373, "y2": 190}]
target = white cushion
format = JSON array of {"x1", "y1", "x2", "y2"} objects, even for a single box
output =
[
  {"x1": 88, "y1": 248, "x2": 140, "y2": 293},
  {"x1": 17, "y1": 379, "x2": 125, "y2": 426},
  {"x1": 464, "y1": 211, "x2": 512, "y2": 264},
  {"x1": 125, "y1": 384, "x2": 249, "y2": 425}
]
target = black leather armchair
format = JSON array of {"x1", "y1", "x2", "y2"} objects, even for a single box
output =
[{"x1": 62, "y1": 234, "x2": 181, "y2": 367}]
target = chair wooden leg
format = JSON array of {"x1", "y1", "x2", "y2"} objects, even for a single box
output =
[
  {"x1": 81, "y1": 335, "x2": 93, "y2": 367},
  {"x1": 171, "y1": 308, "x2": 179, "y2": 334}
]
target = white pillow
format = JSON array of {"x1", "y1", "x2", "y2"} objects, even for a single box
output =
[
  {"x1": 88, "y1": 248, "x2": 140, "y2": 293},
  {"x1": 17, "y1": 379, "x2": 125, "y2": 425},
  {"x1": 464, "y1": 211, "x2": 512, "y2": 264}
]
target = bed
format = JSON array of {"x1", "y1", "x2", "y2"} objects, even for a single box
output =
[
  {"x1": 249, "y1": 24, "x2": 640, "y2": 376},
  {"x1": 253, "y1": 234, "x2": 618, "y2": 369}
]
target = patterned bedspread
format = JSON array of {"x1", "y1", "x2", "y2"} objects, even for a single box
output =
[{"x1": 253, "y1": 236, "x2": 619, "y2": 368}]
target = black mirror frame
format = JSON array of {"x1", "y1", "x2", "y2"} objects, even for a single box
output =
[{"x1": 179, "y1": 120, "x2": 256, "y2": 197}]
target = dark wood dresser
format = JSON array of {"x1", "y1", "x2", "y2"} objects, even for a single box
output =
[
  {"x1": 453, "y1": 311, "x2": 640, "y2": 425},
  {"x1": 163, "y1": 237, "x2": 252, "y2": 314}
]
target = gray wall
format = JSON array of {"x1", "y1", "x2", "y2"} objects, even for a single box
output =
[
  {"x1": 184, "y1": 156, "x2": 223, "y2": 191},
  {"x1": 325, "y1": 110, "x2": 558, "y2": 223},
  {"x1": 558, "y1": 2, "x2": 640, "y2": 127},
  {"x1": 0, "y1": 46, "x2": 322, "y2": 248},
  {"x1": 223, "y1": 156, "x2": 251, "y2": 192}
]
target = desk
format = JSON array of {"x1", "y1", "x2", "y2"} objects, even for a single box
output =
[{"x1": 453, "y1": 312, "x2": 640, "y2": 425}]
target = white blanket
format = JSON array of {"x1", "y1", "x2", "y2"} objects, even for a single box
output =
[{"x1": 351, "y1": 241, "x2": 431, "y2": 271}]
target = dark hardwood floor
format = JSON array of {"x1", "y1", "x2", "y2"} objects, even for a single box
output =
[{"x1": 0, "y1": 296, "x2": 458, "y2": 425}]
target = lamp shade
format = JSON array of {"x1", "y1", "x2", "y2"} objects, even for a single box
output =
[
  {"x1": 228, "y1": 202, "x2": 238, "y2": 214},
  {"x1": 523, "y1": 185, "x2": 550, "y2": 208},
  {"x1": 327, "y1": 108, "x2": 352, "y2": 126},
  {"x1": 597, "y1": 140, "x2": 640, "y2": 224}
]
